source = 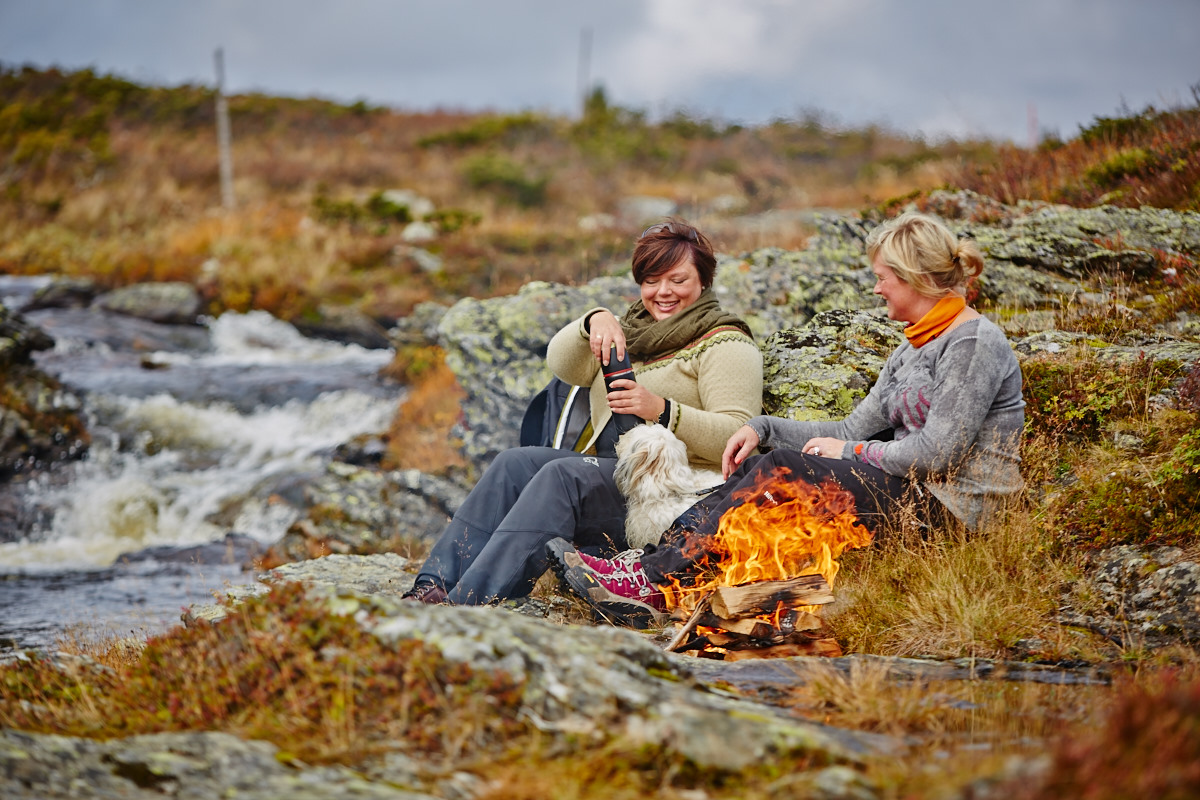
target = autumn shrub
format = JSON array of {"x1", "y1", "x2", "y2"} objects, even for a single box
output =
[
  {"x1": 1011, "y1": 668, "x2": 1200, "y2": 800},
  {"x1": 382, "y1": 345, "x2": 468, "y2": 477},
  {"x1": 462, "y1": 153, "x2": 549, "y2": 208},
  {"x1": 957, "y1": 101, "x2": 1200, "y2": 210},
  {"x1": 1021, "y1": 352, "x2": 1176, "y2": 443},
  {"x1": 0, "y1": 582, "x2": 527, "y2": 763}
]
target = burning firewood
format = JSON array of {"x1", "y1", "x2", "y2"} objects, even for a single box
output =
[
  {"x1": 660, "y1": 470, "x2": 870, "y2": 660},
  {"x1": 708, "y1": 574, "x2": 833, "y2": 619}
]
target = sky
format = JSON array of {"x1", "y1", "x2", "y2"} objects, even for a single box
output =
[{"x1": 1, "y1": 0, "x2": 1197, "y2": 143}]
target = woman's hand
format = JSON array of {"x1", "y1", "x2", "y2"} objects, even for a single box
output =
[
  {"x1": 722, "y1": 425, "x2": 760, "y2": 479},
  {"x1": 606, "y1": 380, "x2": 664, "y2": 422},
  {"x1": 587, "y1": 310, "x2": 627, "y2": 364},
  {"x1": 802, "y1": 437, "x2": 846, "y2": 459}
]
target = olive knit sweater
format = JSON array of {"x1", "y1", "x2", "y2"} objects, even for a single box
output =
[{"x1": 547, "y1": 309, "x2": 763, "y2": 470}]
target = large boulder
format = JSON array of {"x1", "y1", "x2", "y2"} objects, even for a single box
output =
[
  {"x1": 760, "y1": 309, "x2": 906, "y2": 420},
  {"x1": 436, "y1": 277, "x2": 637, "y2": 466}
]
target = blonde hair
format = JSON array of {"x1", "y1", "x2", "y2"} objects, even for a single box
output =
[{"x1": 865, "y1": 212, "x2": 984, "y2": 299}]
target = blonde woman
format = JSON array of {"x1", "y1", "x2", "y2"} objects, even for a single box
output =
[{"x1": 551, "y1": 212, "x2": 1026, "y2": 627}]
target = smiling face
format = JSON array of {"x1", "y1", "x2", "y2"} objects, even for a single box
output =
[
  {"x1": 872, "y1": 253, "x2": 936, "y2": 325},
  {"x1": 640, "y1": 255, "x2": 704, "y2": 321}
]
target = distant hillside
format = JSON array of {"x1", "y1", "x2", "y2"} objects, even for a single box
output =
[
  {"x1": 955, "y1": 96, "x2": 1200, "y2": 211},
  {"x1": 2, "y1": 63, "x2": 1195, "y2": 322}
]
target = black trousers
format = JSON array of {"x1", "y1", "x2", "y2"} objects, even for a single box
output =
[
  {"x1": 640, "y1": 449, "x2": 940, "y2": 585},
  {"x1": 416, "y1": 446, "x2": 628, "y2": 604}
]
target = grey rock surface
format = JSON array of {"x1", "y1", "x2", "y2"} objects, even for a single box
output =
[
  {"x1": 1063, "y1": 545, "x2": 1200, "y2": 647},
  {"x1": 0, "y1": 729, "x2": 440, "y2": 800},
  {"x1": 94, "y1": 282, "x2": 203, "y2": 325},
  {"x1": 0, "y1": 304, "x2": 89, "y2": 479},
  {"x1": 291, "y1": 303, "x2": 393, "y2": 349},
  {"x1": 266, "y1": 463, "x2": 466, "y2": 564}
]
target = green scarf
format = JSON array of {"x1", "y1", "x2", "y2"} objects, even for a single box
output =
[{"x1": 620, "y1": 288, "x2": 752, "y2": 359}]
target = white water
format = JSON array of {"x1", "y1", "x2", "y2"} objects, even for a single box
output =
[
  {"x1": 0, "y1": 297, "x2": 401, "y2": 646},
  {"x1": 1, "y1": 390, "x2": 396, "y2": 569}
]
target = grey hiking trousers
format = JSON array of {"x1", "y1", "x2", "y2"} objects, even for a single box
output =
[{"x1": 416, "y1": 446, "x2": 629, "y2": 604}]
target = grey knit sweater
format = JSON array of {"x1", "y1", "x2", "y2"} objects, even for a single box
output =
[{"x1": 747, "y1": 317, "x2": 1025, "y2": 529}]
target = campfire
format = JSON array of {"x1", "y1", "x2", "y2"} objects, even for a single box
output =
[{"x1": 661, "y1": 469, "x2": 872, "y2": 660}]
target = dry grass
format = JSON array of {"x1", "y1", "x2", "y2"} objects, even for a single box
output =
[
  {"x1": 826, "y1": 505, "x2": 1086, "y2": 661},
  {"x1": 380, "y1": 345, "x2": 468, "y2": 477}
]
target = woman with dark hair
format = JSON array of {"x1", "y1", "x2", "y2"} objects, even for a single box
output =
[
  {"x1": 403, "y1": 220, "x2": 763, "y2": 606},
  {"x1": 551, "y1": 212, "x2": 1026, "y2": 627}
]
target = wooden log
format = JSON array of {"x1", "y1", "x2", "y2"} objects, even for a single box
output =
[
  {"x1": 779, "y1": 609, "x2": 826, "y2": 634},
  {"x1": 696, "y1": 612, "x2": 775, "y2": 639},
  {"x1": 709, "y1": 574, "x2": 833, "y2": 620},
  {"x1": 664, "y1": 593, "x2": 712, "y2": 653},
  {"x1": 722, "y1": 638, "x2": 843, "y2": 661}
]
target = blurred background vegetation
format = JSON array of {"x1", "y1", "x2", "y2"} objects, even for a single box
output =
[{"x1": 6, "y1": 64, "x2": 1193, "y2": 327}]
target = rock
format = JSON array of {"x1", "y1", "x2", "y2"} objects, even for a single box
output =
[
  {"x1": 116, "y1": 532, "x2": 265, "y2": 566},
  {"x1": 1062, "y1": 545, "x2": 1200, "y2": 647},
  {"x1": 400, "y1": 221, "x2": 438, "y2": 244},
  {"x1": 966, "y1": 203, "x2": 1200, "y2": 282},
  {"x1": 180, "y1": 553, "x2": 901, "y2": 772},
  {"x1": 0, "y1": 729, "x2": 439, "y2": 799},
  {"x1": 291, "y1": 304, "x2": 393, "y2": 349},
  {"x1": 396, "y1": 245, "x2": 443, "y2": 274},
  {"x1": 94, "y1": 282, "x2": 203, "y2": 325},
  {"x1": 389, "y1": 302, "x2": 448, "y2": 347},
  {"x1": 760, "y1": 310, "x2": 906, "y2": 420},
  {"x1": 264, "y1": 463, "x2": 467, "y2": 565},
  {"x1": 437, "y1": 277, "x2": 638, "y2": 466},
  {"x1": 18, "y1": 276, "x2": 100, "y2": 312},
  {"x1": 0, "y1": 305, "x2": 89, "y2": 479}
]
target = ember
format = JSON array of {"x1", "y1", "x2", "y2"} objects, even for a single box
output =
[{"x1": 663, "y1": 468, "x2": 872, "y2": 659}]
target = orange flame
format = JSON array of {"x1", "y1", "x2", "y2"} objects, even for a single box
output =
[{"x1": 664, "y1": 467, "x2": 872, "y2": 616}]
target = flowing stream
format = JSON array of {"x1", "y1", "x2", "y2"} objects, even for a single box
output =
[{"x1": 0, "y1": 277, "x2": 400, "y2": 649}]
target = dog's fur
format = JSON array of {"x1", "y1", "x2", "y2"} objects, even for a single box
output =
[{"x1": 614, "y1": 425, "x2": 724, "y2": 549}]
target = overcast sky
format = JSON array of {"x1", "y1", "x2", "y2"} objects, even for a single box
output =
[{"x1": 2, "y1": 0, "x2": 1196, "y2": 143}]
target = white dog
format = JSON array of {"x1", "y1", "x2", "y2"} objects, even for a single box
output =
[{"x1": 614, "y1": 424, "x2": 724, "y2": 549}]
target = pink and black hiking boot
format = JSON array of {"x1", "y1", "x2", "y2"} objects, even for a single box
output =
[
  {"x1": 546, "y1": 538, "x2": 646, "y2": 584},
  {"x1": 561, "y1": 559, "x2": 667, "y2": 629}
]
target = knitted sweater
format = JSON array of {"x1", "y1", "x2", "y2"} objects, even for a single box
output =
[
  {"x1": 747, "y1": 317, "x2": 1025, "y2": 529},
  {"x1": 547, "y1": 309, "x2": 763, "y2": 469}
]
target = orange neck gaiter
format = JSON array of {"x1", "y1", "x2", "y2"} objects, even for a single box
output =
[{"x1": 905, "y1": 295, "x2": 966, "y2": 348}]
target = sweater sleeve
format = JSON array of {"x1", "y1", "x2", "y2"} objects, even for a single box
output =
[
  {"x1": 747, "y1": 352, "x2": 899, "y2": 452},
  {"x1": 670, "y1": 336, "x2": 763, "y2": 465},
  {"x1": 849, "y1": 329, "x2": 1017, "y2": 479},
  {"x1": 546, "y1": 308, "x2": 607, "y2": 387}
]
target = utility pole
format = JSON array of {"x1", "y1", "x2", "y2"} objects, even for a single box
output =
[
  {"x1": 214, "y1": 47, "x2": 235, "y2": 210},
  {"x1": 577, "y1": 27, "x2": 592, "y2": 117}
]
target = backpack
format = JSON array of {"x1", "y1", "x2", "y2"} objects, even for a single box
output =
[{"x1": 519, "y1": 376, "x2": 592, "y2": 451}]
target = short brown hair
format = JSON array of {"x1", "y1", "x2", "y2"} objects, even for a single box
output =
[{"x1": 631, "y1": 219, "x2": 716, "y2": 288}]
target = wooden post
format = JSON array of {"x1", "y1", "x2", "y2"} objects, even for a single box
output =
[
  {"x1": 577, "y1": 27, "x2": 592, "y2": 118},
  {"x1": 214, "y1": 47, "x2": 235, "y2": 210}
]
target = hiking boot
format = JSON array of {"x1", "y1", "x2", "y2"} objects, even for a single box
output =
[
  {"x1": 545, "y1": 538, "x2": 586, "y2": 585},
  {"x1": 401, "y1": 577, "x2": 448, "y2": 604},
  {"x1": 562, "y1": 562, "x2": 667, "y2": 629}
]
